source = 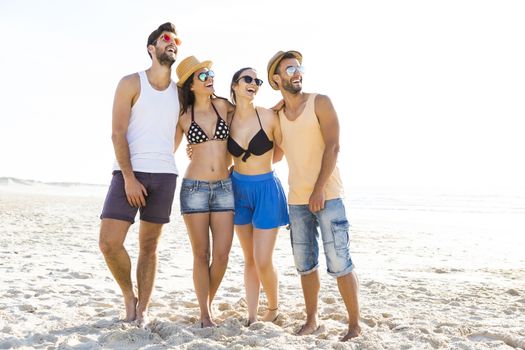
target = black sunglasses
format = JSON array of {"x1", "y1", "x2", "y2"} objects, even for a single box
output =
[{"x1": 237, "y1": 75, "x2": 263, "y2": 86}]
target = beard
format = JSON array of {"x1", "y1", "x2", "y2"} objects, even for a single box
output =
[
  {"x1": 156, "y1": 49, "x2": 176, "y2": 67},
  {"x1": 283, "y1": 79, "x2": 302, "y2": 94}
]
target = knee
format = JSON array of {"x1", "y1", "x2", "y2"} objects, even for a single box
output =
[
  {"x1": 99, "y1": 236, "x2": 121, "y2": 256},
  {"x1": 255, "y1": 257, "x2": 273, "y2": 273},
  {"x1": 243, "y1": 254, "x2": 256, "y2": 269},
  {"x1": 213, "y1": 251, "x2": 230, "y2": 266},
  {"x1": 140, "y1": 241, "x2": 159, "y2": 256},
  {"x1": 193, "y1": 251, "x2": 210, "y2": 265}
]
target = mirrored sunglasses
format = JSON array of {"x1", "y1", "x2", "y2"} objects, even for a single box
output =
[
  {"x1": 285, "y1": 65, "x2": 305, "y2": 76},
  {"x1": 197, "y1": 70, "x2": 215, "y2": 82},
  {"x1": 160, "y1": 33, "x2": 181, "y2": 46}
]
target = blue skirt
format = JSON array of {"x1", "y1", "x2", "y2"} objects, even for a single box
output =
[{"x1": 231, "y1": 170, "x2": 289, "y2": 229}]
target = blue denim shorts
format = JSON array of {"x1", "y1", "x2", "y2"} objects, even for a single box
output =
[
  {"x1": 231, "y1": 170, "x2": 289, "y2": 229},
  {"x1": 289, "y1": 198, "x2": 354, "y2": 278},
  {"x1": 180, "y1": 178, "x2": 235, "y2": 214}
]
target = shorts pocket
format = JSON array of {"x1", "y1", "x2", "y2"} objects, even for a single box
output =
[
  {"x1": 181, "y1": 183, "x2": 195, "y2": 193},
  {"x1": 222, "y1": 180, "x2": 233, "y2": 193}
]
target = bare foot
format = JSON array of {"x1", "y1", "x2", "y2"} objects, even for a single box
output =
[
  {"x1": 135, "y1": 304, "x2": 149, "y2": 328},
  {"x1": 200, "y1": 317, "x2": 216, "y2": 328},
  {"x1": 296, "y1": 321, "x2": 319, "y2": 336},
  {"x1": 208, "y1": 303, "x2": 214, "y2": 320},
  {"x1": 341, "y1": 324, "x2": 362, "y2": 341},
  {"x1": 261, "y1": 308, "x2": 279, "y2": 322},
  {"x1": 135, "y1": 315, "x2": 150, "y2": 329},
  {"x1": 124, "y1": 296, "x2": 138, "y2": 322},
  {"x1": 244, "y1": 317, "x2": 257, "y2": 327}
]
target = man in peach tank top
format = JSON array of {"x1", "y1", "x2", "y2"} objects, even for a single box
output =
[{"x1": 267, "y1": 51, "x2": 361, "y2": 341}]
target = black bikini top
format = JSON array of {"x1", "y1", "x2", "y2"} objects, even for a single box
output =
[
  {"x1": 227, "y1": 108, "x2": 274, "y2": 162},
  {"x1": 186, "y1": 102, "x2": 229, "y2": 145}
]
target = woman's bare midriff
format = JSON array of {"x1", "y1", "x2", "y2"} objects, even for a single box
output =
[
  {"x1": 232, "y1": 150, "x2": 273, "y2": 175},
  {"x1": 184, "y1": 140, "x2": 231, "y2": 181}
]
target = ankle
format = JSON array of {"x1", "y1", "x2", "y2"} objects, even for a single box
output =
[{"x1": 306, "y1": 313, "x2": 319, "y2": 323}]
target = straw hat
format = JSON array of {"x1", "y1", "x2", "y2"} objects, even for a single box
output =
[
  {"x1": 176, "y1": 55, "x2": 213, "y2": 87},
  {"x1": 267, "y1": 50, "x2": 303, "y2": 90}
]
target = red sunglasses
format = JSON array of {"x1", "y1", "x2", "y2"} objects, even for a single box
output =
[{"x1": 159, "y1": 33, "x2": 181, "y2": 46}]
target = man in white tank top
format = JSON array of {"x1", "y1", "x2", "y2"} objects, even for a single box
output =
[
  {"x1": 267, "y1": 51, "x2": 362, "y2": 341},
  {"x1": 99, "y1": 22, "x2": 180, "y2": 327}
]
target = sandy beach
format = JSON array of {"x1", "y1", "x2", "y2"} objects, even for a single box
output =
[{"x1": 1, "y1": 180, "x2": 524, "y2": 349}]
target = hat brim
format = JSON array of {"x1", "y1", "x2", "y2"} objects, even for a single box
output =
[
  {"x1": 267, "y1": 51, "x2": 302, "y2": 90},
  {"x1": 177, "y1": 60, "x2": 213, "y2": 87}
]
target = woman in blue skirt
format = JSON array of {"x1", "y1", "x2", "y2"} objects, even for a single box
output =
[{"x1": 228, "y1": 67, "x2": 289, "y2": 325}]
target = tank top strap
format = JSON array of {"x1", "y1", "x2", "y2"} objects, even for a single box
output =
[
  {"x1": 138, "y1": 71, "x2": 148, "y2": 92},
  {"x1": 307, "y1": 93, "x2": 318, "y2": 114}
]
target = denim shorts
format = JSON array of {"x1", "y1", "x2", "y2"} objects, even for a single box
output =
[
  {"x1": 180, "y1": 178, "x2": 235, "y2": 214},
  {"x1": 231, "y1": 170, "x2": 289, "y2": 229},
  {"x1": 289, "y1": 198, "x2": 354, "y2": 278},
  {"x1": 100, "y1": 171, "x2": 177, "y2": 224}
]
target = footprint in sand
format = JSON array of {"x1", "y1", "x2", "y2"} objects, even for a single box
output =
[
  {"x1": 469, "y1": 331, "x2": 525, "y2": 349},
  {"x1": 69, "y1": 271, "x2": 93, "y2": 279},
  {"x1": 362, "y1": 316, "x2": 378, "y2": 327},
  {"x1": 148, "y1": 301, "x2": 165, "y2": 308},
  {"x1": 18, "y1": 304, "x2": 36, "y2": 313},
  {"x1": 92, "y1": 301, "x2": 114, "y2": 308},
  {"x1": 288, "y1": 311, "x2": 305, "y2": 320},
  {"x1": 321, "y1": 296, "x2": 336, "y2": 304},
  {"x1": 433, "y1": 267, "x2": 449, "y2": 274},
  {"x1": 322, "y1": 310, "x2": 346, "y2": 321},
  {"x1": 181, "y1": 301, "x2": 199, "y2": 308},
  {"x1": 99, "y1": 329, "x2": 163, "y2": 348},
  {"x1": 217, "y1": 302, "x2": 232, "y2": 311},
  {"x1": 218, "y1": 310, "x2": 240, "y2": 320}
]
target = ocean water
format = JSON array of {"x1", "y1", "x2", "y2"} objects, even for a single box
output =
[{"x1": 345, "y1": 186, "x2": 525, "y2": 289}]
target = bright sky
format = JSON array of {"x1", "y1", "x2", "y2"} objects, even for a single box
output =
[{"x1": 1, "y1": 0, "x2": 524, "y2": 191}]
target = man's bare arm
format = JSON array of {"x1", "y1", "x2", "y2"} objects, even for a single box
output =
[
  {"x1": 273, "y1": 145, "x2": 284, "y2": 163},
  {"x1": 271, "y1": 111, "x2": 284, "y2": 163},
  {"x1": 112, "y1": 74, "x2": 147, "y2": 207},
  {"x1": 174, "y1": 119, "x2": 184, "y2": 153},
  {"x1": 309, "y1": 94, "x2": 340, "y2": 212}
]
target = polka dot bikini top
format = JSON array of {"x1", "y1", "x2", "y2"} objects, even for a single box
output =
[{"x1": 186, "y1": 102, "x2": 229, "y2": 145}]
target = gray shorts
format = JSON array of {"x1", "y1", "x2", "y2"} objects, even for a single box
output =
[{"x1": 100, "y1": 171, "x2": 177, "y2": 224}]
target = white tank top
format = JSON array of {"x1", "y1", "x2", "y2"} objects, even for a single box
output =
[{"x1": 113, "y1": 71, "x2": 179, "y2": 174}]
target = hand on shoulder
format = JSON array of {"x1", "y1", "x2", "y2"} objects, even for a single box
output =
[
  {"x1": 257, "y1": 106, "x2": 277, "y2": 121},
  {"x1": 270, "y1": 99, "x2": 285, "y2": 112}
]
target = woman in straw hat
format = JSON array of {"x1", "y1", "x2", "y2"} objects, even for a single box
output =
[
  {"x1": 174, "y1": 56, "x2": 235, "y2": 328},
  {"x1": 227, "y1": 67, "x2": 288, "y2": 326}
]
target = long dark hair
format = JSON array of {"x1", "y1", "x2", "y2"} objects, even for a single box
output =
[
  {"x1": 230, "y1": 67, "x2": 254, "y2": 105},
  {"x1": 178, "y1": 73, "x2": 229, "y2": 116},
  {"x1": 179, "y1": 73, "x2": 195, "y2": 116}
]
